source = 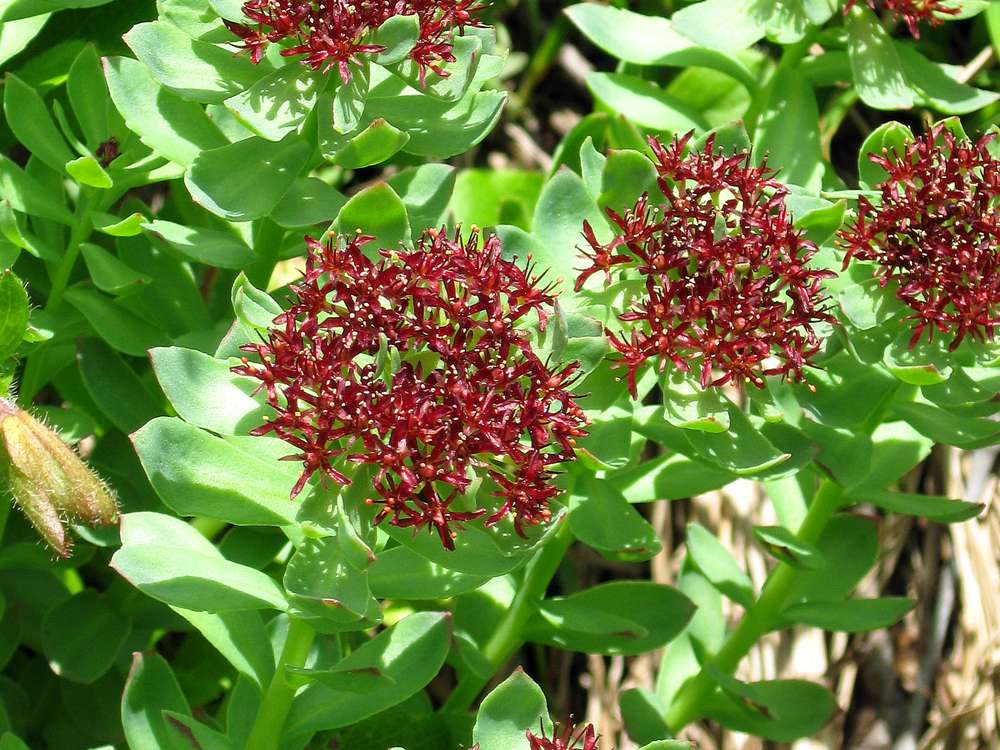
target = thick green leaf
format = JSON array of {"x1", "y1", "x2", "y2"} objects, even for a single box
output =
[
  {"x1": 163, "y1": 712, "x2": 234, "y2": 750},
  {"x1": 527, "y1": 581, "x2": 694, "y2": 655},
  {"x1": 662, "y1": 378, "x2": 731, "y2": 432},
  {"x1": 858, "y1": 420, "x2": 933, "y2": 489},
  {"x1": 151, "y1": 346, "x2": 269, "y2": 435},
  {"x1": 92, "y1": 211, "x2": 148, "y2": 238},
  {"x1": 898, "y1": 46, "x2": 999, "y2": 115},
  {"x1": 531, "y1": 168, "x2": 609, "y2": 308},
  {"x1": 451, "y1": 169, "x2": 543, "y2": 231},
  {"x1": 384, "y1": 516, "x2": 540, "y2": 577},
  {"x1": 0, "y1": 154, "x2": 73, "y2": 224},
  {"x1": 385, "y1": 33, "x2": 481, "y2": 102},
  {"x1": 65, "y1": 155, "x2": 112, "y2": 188},
  {"x1": 271, "y1": 177, "x2": 347, "y2": 229},
  {"x1": 564, "y1": 4, "x2": 756, "y2": 89},
  {"x1": 132, "y1": 416, "x2": 298, "y2": 525},
  {"x1": 894, "y1": 398, "x2": 1000, "y2": 449},
  {"x1": 186, "y1": 135, "x2": 312, "y2": 221},
  {"x1": 846, "y1": 6, "x2": 914, "y2": 110},
  {"x1": 333, "y1": 182, "x2": 411, "y2": 249},
  {"x1": 374, "y1": 90, "x2": 507, "y2": 159},
  {"x1": 671, "y1": 0, "x2": 766, "y2": 51},
  {"x1": 111, "y1": 539, "x2": 288, "y2": 612},
  {"x1": 3, "y1": 73, "x2": 74, "y2": 173},
  {"x1": 172, "y1": 608, "x2": 274, "y2": 690},
  {"x1": 587, "y1": 72, "x2": 708, "y2": 132},
  {"x1": 40, "y1": 589, "x2": 130, "y2": 684},
  {"x1": 783, "y1": 597, "x2": 915, "y2": 632},
  {"x1": 684, "y1": 405, "x2": 791, "y2": 476},
  {"x1": 754, "y1": 67, "x2": 822, "y2": 191},
  {"x1": 569, "y1": 474, "x2": 661, "y2": 562},
  {"x1": 121, "y1": 652, "x2": 191, "y2": 750},
  {"x1": 883, "y1": 329, "x2": 953, "y2": 385},
  {"x1": 80, "y1": 243, "x2": 151, "y2": 294},
  {"x1": 370, "y1": 15, "x2": 421, "y2": 65},
  {"x1": 67, "y1": 44, "x2": 109, "y2": 149},
  {"x1": 619, "y1": 688, "x2": 671, "y2": 746},
  {"x1": 598, "y1": 149, "x2": 658, "y2": 213},
  {"x1": 686, "y1": 523, "x2": 754, "y2": 608},
  {"x1": 104, "y1": 56, "x2": 228, "y2": 167},
  {"x1": 64, "y1": 286, "x2": 169, "y2": 357},
  {"x1": 612, "y1": 452, "x2": 735, "y2": 502},
  {"x1": 231, "y1": 272, "x2": 283, "y2": 329},
  {"x1": 0, "y1": 270, "x2": 29, "y2": 362},
  {"x1": 124, "y1": 20, "x2": 264, "y2": 102},
  {"x1": 368, "y1": 545, "x2": 489, "y2": 599},
  {"x1": 847, "y1": 488, "x2": 983, "y2": 523},
  {"x1": 143, "y1": 220, "x2": 255, "y2": 269},
  {"x1": 284, "y1": 536, "x2": 379, "y2": 630},
  {"x1": 225, "y1": 64, "x2": 322, "y2": 142},
  {"x1": 333, "y1": 63, "x2": 369, "y2": 132},
  {"x1": 472, "y1": 670, "x2": 551, "y2": 750},
  {"x1": 753, "y1": 525, "x2": 825, "y2": 569},
  {"x1": 0, "y1": 734, "x2": 30, "y2": 750},
  {"x1": 332, "y1": 119, "x2": 410, "y2": 169},
  {"x1": 0, "y1": 14, "x2": 48, "y2": 67},
  {"x1": 704, "y1": 677, "x2": 837, "y2": 741},
  {"x1": 785, "y1": 514, "x2": 878, "y2": 604},
  {"x1": 286, "y1": 612, "x2": 451, "y2": 736},
  {"x1": 77, "y1": 337, "x2": 163, "y2": 433},
  {"x1": 388, "y1": 164, "x2": 456, "y2": 233}
]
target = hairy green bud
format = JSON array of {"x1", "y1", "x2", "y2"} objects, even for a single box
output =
[{"x1": 0, "y1": 397, "x2": 118, "y2": 557}]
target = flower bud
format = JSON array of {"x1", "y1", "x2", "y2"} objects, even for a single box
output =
[{"x1": 0, "y1": 398, "x2": 118, "y2": 557}]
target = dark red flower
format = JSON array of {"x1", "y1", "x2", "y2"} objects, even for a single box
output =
[
  {"x1": 235, "y1": 227, "x2": 587, "y2": 548},
  {"x1": 526, "y1": 720, "x2": 598, "y2": 750},
  {"x1": 844, "y1": 0, "x2": 960, "y2": 38},
  {"x1": 838, "y1": 125, "x2": 1000, "y2": 350},
  {"x1": 226, "y1": 0, "x2": 488, "y2": 84},
  {"x1": 576, "y1": 133, "x2": 834, "y2": 397}
]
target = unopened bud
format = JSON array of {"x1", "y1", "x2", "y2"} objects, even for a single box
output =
[{"x1": 0, "y1": 398, "x2": 118, "y2": 557}]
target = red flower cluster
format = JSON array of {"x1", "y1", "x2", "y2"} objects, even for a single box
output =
[
  {"x1": 838, "y1": 125, "x2": 1000, "y2": 349},
  {"x1": 225, "y1": 0, "x2": 486, "y2": 83},
  {"x1": 235, "y1": 228, "x2": 586, "y2": 548},
  {"x1": 576, "y1": 133, "x2": 834, "y2": 396},
  {"x1": 844, "y1": 0, "x2": 959, "y2": 37},
  {"x1": 526, "y1": 720, "x2": 598, "y2": 750}
]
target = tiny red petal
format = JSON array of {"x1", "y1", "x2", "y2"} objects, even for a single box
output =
[
  {"x1": 577, "y1": 133, "x2": 834, "y2": 393},
  {"x1": 227, "y1": 0, "x2": 489, "y2": 83},
  {"x1": 843, "y1": 0, "x2": 960, "y2": 38},
  {"x1": 236, "y1": 226, "x2": 587, "y2": 547},
  {"x1": 837, "y1": 124, "x2": 1000, "y2": 350}
]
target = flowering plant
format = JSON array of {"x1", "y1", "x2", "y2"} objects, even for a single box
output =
[{"x1": 0, "y1": 0, "x2": 999, "y2": 749}]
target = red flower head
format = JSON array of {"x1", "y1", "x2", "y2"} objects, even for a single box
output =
[
  {"x1": 225, "y1": 0, "x2": 488, "y2": 83},
  {"x1": 235, "y1": 227, "x2": 587, "y2": 549},
  {"x1": 844, "y1": 0, "x2": 960, "y2": 38},
  {"x1": 576, "y1": 133, "x2": 835, "y2": 397},
  {"x1": 527, "y1": 720, "x2": 599, "y2": 750},
  {"x1": 838, "y1": 125, "x2": 1000, "y2": 350}
]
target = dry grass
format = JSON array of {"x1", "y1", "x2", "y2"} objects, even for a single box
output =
[{"x1": 555, "y1": 449, "x2": 1000, "y2": 750}]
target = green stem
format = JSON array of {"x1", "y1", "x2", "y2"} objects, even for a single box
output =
[
  {"x1": 442, "y1": 520, "x2": 574, "y2": 713},
  {"x1": 245, "y1": 616, "x2": 316, "y2": 750},
  {"x1": 664, "y1": 479, "x2": 845, "y2": 732},
  {"x1": 46, "y1": 189, "x2": 95, "y2": 312}
]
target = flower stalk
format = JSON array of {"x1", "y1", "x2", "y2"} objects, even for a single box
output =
[{"x1": 664, "y1": 480, "x2": 845, "y2": 732}]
